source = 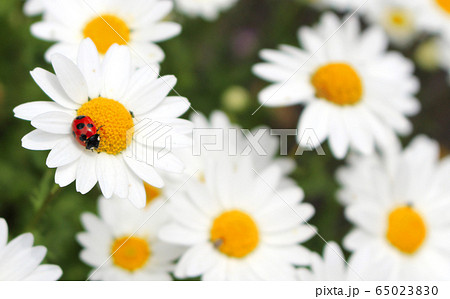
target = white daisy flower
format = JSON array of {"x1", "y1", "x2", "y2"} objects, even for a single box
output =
[
  {"x1": 77, "y1": 196, "x2": 184, "y2": 280},
  {"x1": 159, "y1": 156, "x2": 315, "y2": 280},
  {"x1": 14, "y1": 39, "x2": 192, "y2": 209},
  {"x1": 0, "y1": 218, "x2": 62, "y2": 280},
  {"x1": 24, "y1": 0, "x2": 44, "y2": 16},
  {"x1": 253, "y1": 13, "x2": 420, "y2": 159},
  {"x1": 297, "y1": 242, "x2": 350, "y2": 281},
  {"x1": 174, "y1": 0, "x2": 238, "y2": 21},
  {"x1": 414, "y1": 0, "x2": 450, "y2": 37},
  {"x1": 336, "y1": 153, "x2": 396, "y2": 206},
  {"x1": 362, "y1": 0, "x2": 421, "y2": 47},
  {"x1": 31, "y1": 0, "x2": 181, "y2": 66},
  {"x1": 316, "y1": 0, "x2": 420, "y2": 47},
  {"x1": 341, "y1": 135, "x2": 450, "y2": 280}
]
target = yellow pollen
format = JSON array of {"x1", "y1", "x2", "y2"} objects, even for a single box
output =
[
  {"x1": 77, "y1": 97, "x2": 134, "y2": 155},
  {"x1": 83, "y1": 14, "x2": 130, "y2": 55},
  {"x1": 311, "y1": 63, "x2": 363, "y2": 106},
  {"x1": 390, "y1": 11, "x2": 407, "y2": 26},
  {"x1": 210, "y1": 210, "x2": 259, "y2": 258},
  {"x1": 111, "y1": 236, "x2": 151, "y2": 272},
  {"x1": 436, "y1": 0, "x2": 450, "y2": 15},
  {"x1": 144, "y1": 183, "x2": 161, "y2": 206},
  {"x1": 197, "y1": 172, "x2": 206, "y2": 183},
  {"x1": 386, "y1": 206, "x2": 427, "y2": 254}
]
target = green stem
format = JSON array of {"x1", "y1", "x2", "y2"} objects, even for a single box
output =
[{"x1": 27, "y1": 184, "x2": 61, "y2": 230}]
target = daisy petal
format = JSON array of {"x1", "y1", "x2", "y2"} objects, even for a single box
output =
[
  {"x1": 24, "y1": 265, "x2": 62, "y2": 281},
  {"x1": 55, "y1": 162, "x2": 78, "y2": 187},
  {"x1": 128, "y1": 75, "x2": 177, "y2": 115},
  {"x1": 125, "y1": 168, "x2": 146, "y2": 208},
  {"x1": 0, "y1": 219, "x2": 8, "y2": 250},
  {"x1": 30, "y1": 68, "x2": 79, "y2": 109},
  {"x1": 14, "y1": 101, "x2": 72, "y2": 121},
  {"x1": 31, "y1": 111, "x2": 73, "y2": 135},
  {"x1": 101, "y1": 45, "x2": 131, "y2": 99},
  {"x1": 133, "y1": 22, "x2": 181, "y2": 42},
  {"x1": 51, "y1": 53, "x2": 88, "y2": 104},
  {"x1": 96, "y1": 153, "x2": 116, "y2": 199},
  {"x1": 328, "y1": 110, "x2": 349, "y2": 159},
  {"x1": 76, "y1": 153, "x2": 98, "y2": 194},
  {"x1": 46, "y1": 138, "x2": 82, "y2": 168},
  {"x1": 124, "y1": 155, "x2": 164, "y2": 188},
  {"x1": 145, "y1": 96, "x2": 190, "y2": 119},
  {"x1": 77, "y1": 38, "x2": 102, "y2": 99},
  {"x1": 158, "y1": 223, "x2": 206, "y2": 246},
  {"x1": 22, "y1": 130, "x2": 66, "y2": 151}
]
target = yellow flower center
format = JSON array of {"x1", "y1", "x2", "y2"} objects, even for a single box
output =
[
  {"x1": 390, "y1": 11, "x2": 407, "y2": 26},
  {"x1": 111, "y1": 236, "x2": 151, "y2": 272},
  {"x1": 436, "y1": 0, "x2": 450, "y2": 15},
  {"x1": 386, "y1": 206, "x2": 427, "y2": 255},
  {"x1": 144, "y1": 183, "x2": 161, "y2": 207},
  {"x1": 210, "y1": 210, "x2": 259, "y2": 258},
  {"x1": 197, "y1": 172, "x2": 206, "y2": 183},
  {"x1": 83, "y1": 14, "x2": 130, "y2": 55},
  {"x1": 385, "y1": 8, "x2": 414, "y2": 31},
  {"x1": 77, "y1": 97, "x2": 134, "y2": 155},
  {"x1": 311, "y1": 63, "x2": 363, "y2": 106}
]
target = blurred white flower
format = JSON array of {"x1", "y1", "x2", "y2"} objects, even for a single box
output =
[
  {"x1": 318, "y1": 0, "x2": 421, "y2": 47},
  {"x1": 159, "y1": 155, "x2": 314, "y2": 280},
  {"x1": 297, "y1": 242, "x2": 350, "y2": 280},
  {"x1": 253, "y1": 13, "x2": 420, "y2": 159},
  {"x1": 0, "y1": 218, "x2": 62, "y2": 280},
  {"x1": 77, "y1": 196, "x2": 184, "y2": 280},
  {"x1": 174, "y1": 0, "x2": 238, "y2": 21},
  {"x1": 414, "y1": 0, "x2": 450, "y2": 37},
  {"x1": 24, "y1": 0, "x2": 44, "y2": 16},
  {"x1": 167, "y1": 111, "x2": 295, "y2": 186},
  {"x1": 14, "y1": 39, "x2": 192, "y2": 208},
  {"x1": 362, "y1": 0, "x2": 421, "y2": 47},
  {"x1": 336, "y1": 153, "x2": 396, "y2": 206},
  {"x1": 30, "y1": 0, "x2": 181, "y2": 67},
  {"x1": 341, "y1": 135, "x2": 450, "y2": 280}
]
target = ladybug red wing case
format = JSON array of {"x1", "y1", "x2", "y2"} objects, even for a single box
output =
[{"x1": 72, "y1": 115, "x2": 101, "y2": 150}]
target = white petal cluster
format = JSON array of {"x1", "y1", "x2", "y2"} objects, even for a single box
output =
[
  {"x1": 14, "y1": 39, "x2": 192, "y2": 208},
  {"x1": 30, "y1": 0, "x2": 181, "y2": 66},
  {"x1": 0, "y1": 218, "x2": 62, "y2": 281},
  {"x1": 253, "y1": 13, "x2": 420, "y2": 159},
  {"x1": 339, "y1": 136, "x2": 450, "y2": 280}
]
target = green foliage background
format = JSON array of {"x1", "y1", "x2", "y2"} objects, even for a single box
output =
[{"x1": 0, "y1": 0, "x2": 448, "y2": 280}]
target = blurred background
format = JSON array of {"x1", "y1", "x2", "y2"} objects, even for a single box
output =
[{"x1": 0, "y1": 0, "x2": 448, "y2": 280}]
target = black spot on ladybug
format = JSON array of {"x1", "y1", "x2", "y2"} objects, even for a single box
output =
[
  {"x1": 76, "y1": 123, "x2": 85, "y2": 130},
  {"x1": 87, "y1": 123, "x2": 94, "y2": 128},
  {"x1": 75, "y1": 115, "x2": 85, "y2": 120},
  {"x1": 79, "y1": 134, "x2": 87, "y2": 141}
]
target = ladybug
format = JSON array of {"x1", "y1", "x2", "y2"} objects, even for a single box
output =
[{"x1": 72, "y1": 116, "x2": 101, "y2": 150}]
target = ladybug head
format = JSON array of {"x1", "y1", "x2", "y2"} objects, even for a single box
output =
[{"x1": 85, "y1": 134, "x2": 100, "y2": 150}]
